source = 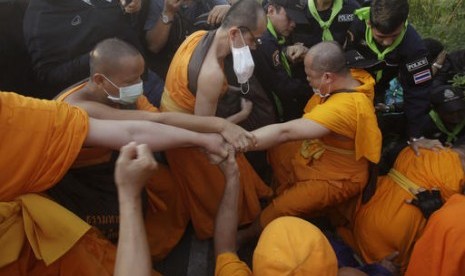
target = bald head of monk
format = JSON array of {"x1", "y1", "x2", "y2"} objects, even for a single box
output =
[
  {"x1": 220, "y1": 0, "x2": 267, "y2": 51},
  {"x1": 89, "y1": 38, "x2": 145, "y2": 104},
  {"x1": 304, "y1": 41, "x2": 359, "y2": 98}
]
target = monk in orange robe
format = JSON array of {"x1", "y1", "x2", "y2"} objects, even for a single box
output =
[
  {"x1": 406, "y1": 193, "x2": 465, "y2": 276},
  {"x1": 346, "y1": 145, "x2": 465, "y2": 272},
  {"x1": 160, "y1": 0, "x2": 272, "y2": 239},
  {"x1": 237, "y1": 41, "x2": 381, "y2": 245},
  {"x1": 0, "y1": 91, "x2": 229, "y2": 275},
  {"x1": 55, "y1": 38, "x2": 256, "y2": 260}
]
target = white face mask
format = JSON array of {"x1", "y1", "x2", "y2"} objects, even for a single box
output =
[
  {"x1": 312, "y1": 76, "x2": 330, "y2": 98},
  {"x1": 102, "y1": 75, "x2": 143, "y2": 105},
  {"x1": 231, "y1": 30, "x2": 255, "y2": 93}
]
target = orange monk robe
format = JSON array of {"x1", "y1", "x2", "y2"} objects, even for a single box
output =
[
  {"x1": 57, "y1": 84, "x2": 189, "y2": 261},
  {"x1": 406, "y1": 194, "x2": 465, "y2": 276},
  {"x1": 268, "y1": 69, "x2": 376, "y2": 195},
  {"x1": 350, "y1": 148, "x2": 465, "y2": 271},
  {"x1": 160, "y1": 31, "x2": 273, "y2": 239},
  {"x1": 0, "y1": 92, "x2": 116, "y2": 275},
  {"x1": 215, "y1": 217, "x2": 338, "y2": 276},
  {"x1": 262, "y1": 73, "x2": 380, "y2": 228}
]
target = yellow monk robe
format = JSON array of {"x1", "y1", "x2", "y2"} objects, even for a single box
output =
[
  {"x1": 57, "y1": 84, "x2": 189, "y2": 261},
  {"x1": 350, "y1": 148, "x2": 465, "y2": 271},
  {"x1": 262, "y1": 71, "x2": 380, "y2": 228},
  {"x1": 406, "y1": 194, "x2": 465, "y2": 276},
  {"x1": 160, "y1": 31, "x2": 273, "y2": 239},
  {"x1": 0, "y1": 92, "x2": 116, "y2": 275},
  {"x1": 268, "y1": 69, "x2": 375, "y2": 195},
  {"x1": 215, "y1": 217, "x2": 338, "y2": 276}
]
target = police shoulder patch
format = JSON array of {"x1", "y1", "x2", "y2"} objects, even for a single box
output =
[
  {"x1": 406, "y1": 57, "x2": 429, "y2": 72},
  {"x1": 413, "y1": 69, "x2": 432, "y2": 84},
  {"x1": 272, "y1": 50, "x2": 280, "y2": 67}
]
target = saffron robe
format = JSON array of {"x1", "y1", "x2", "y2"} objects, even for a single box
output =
[
  {"x1": 262, "y1": 72, "x2": 380, "y2": 228},
  {"x1": 161, "y1": 31, "x2": 272, "y2": 239},
  {"x1": 0, "y1": 92, "x2": 116, "y2": 275},
  {"x1": 351, "y1": 148, "x2": 464, "y2": 271},
  {"x1": 57, "y1": 84, "x2": 189, "y2": 261},
  {"x1": 405, "y1": 194, "x2": 465, "y2": 276}
]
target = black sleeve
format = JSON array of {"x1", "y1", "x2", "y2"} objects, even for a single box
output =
[
  {"x1": 253, "y1": 42, "x2": 309, "y2": 101},
  {"x1": 397, "y1": 27, "x2": 433, "y2": 137},
  {"x1": 35, "y1": 53, "x2": 91, "y2": 95}
]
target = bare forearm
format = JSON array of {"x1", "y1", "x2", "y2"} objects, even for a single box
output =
[
  {"x1": 251, "y1": 124, "x2": 291, "y2": 150},
  {"x1": 250, "y1": 119, "x2": 330, "y2": 151},
  {"x1": 214, "y1": 172, "x2": 240, "y2": 256},
  {"x1": 115, "y1": 197, "x2": 151, "y2": 276},
  {"x1": 85, "y1": 118, "x2": 210, "y2": 151},
  {"x1": 154, "y1": 112, "x2": 225, "y2": 133}
]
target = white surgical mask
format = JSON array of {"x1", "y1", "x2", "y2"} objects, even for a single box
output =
[
  {"x1": 231, "y1": 31, "x2": 255, "y2": 94},
  {"x1": 102, "y1": 75, "x2": 143, "y2": 105},
  {"x1": 312, "y1": 77, "x2": 330, "y2": 98}
]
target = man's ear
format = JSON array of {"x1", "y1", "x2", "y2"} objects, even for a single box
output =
[
  {"x1": 93, "y1": 73, "x2": 105, "y2": 86},
  {"x1": 322, "y1": 72, "x2": 332, "y2": 84}
]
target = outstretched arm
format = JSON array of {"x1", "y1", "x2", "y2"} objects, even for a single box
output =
[
  {"x1": 114, "y1": 142, "x2": 155, "y2": 276},
  {"x1": 214, "y1": 148, "x2": 240, "y2": 256},
  {"x1": 250, "y1": 118, "x2": 330, "y2": 151},
  {"x1": 67, "y1": 98, "x2": 254, "y2": 151},
  {"x1": 84, "y1": 117, "x2": 229, "y2": 158}
]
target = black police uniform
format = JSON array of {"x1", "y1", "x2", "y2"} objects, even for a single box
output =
[
  {"x1": 253, "y1": 29, "x2": 311, "y2": 122},
  {"x1": 346, "y1": 20, "x2": 432, "y2": 138},
  {"x1": 292, "y1": 0, "x2": 360, "y2": 47}
]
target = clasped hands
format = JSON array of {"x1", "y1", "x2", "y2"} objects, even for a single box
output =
[{"x1": 204, "y1": 129, "x2": 257, "y2": 165}]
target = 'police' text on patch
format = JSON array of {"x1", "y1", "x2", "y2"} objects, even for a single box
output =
[{"x1": 406, "y1": 57, "x2": 428, "y2": 72}]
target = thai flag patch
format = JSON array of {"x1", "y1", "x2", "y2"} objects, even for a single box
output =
[{"x1": 413, "y1": 69, "x2": 432, "y2": 84}]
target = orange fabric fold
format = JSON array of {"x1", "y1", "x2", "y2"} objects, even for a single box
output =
[
  {"x1": 0, "y1": 92, "x2": 88, "y2": 201},
  {"x1": 406, "y1": 194, "x2": 465, "y2": 276},
  {"x1": 215, "y1": 253, "x2": 252, "y2": 276},
  {"x1": 166, "y1": 148, "x2": 272, "y2": 239},
  {"x1": 161, "y1": 30, "x2": 208, "y2": 113},
  {"x1": 351, "y1": 148, "x2": 465, "y2": 271},
  {"x1": 304, "y1": 92, "x2": 381, "y2": 163}
]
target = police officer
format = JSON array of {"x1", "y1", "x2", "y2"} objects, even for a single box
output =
[
  {"x1": 292, "y1": 0, "x2": 360, "y2": 48},
  {"x1": 346, "y1": 0, "x2": 433, "y2": 151},
  {"x1": 253, "y1": 0, "x2": 311, "y2": 122}
]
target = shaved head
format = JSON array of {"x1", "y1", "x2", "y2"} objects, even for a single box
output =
[
  {"x1": 90, "y1": 38, "x2": 142, "y2": 77},
  {"x1": 305, "y1": 41, "x2": 349, "y2": 75},
  {"x1": 221, "y1": 0, "x2": 265, "y2": 31}
]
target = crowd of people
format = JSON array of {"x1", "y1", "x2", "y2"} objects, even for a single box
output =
[{"x1": 1, "y1": 0, "x2": 464, "y2": 275}]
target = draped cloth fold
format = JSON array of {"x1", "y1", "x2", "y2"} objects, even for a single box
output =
[{"x1": 0, "y1": 194, "x2": 91, "y2": 267}]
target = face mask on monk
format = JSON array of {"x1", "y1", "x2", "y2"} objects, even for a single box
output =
[
  {"x1": 102, "y1": 75, "x2": 143, "y2": 105},
  {"x1": 312, "y1": 77, "x2": 330, "y2": 98},
  {"x1": 231, "y1": 30, "x2": 255, "y2": 94}
]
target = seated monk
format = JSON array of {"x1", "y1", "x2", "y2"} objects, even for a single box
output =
[
  {"x1": 345, "y1": 140, "x2": 463, "y2": 272},
  {"x1": 52, "y1": 37, "x2": 253, "y2": 261},
  {"x1": 237, "y1": 41, "x2": 382, "y2": 244},
  {"x1": 0, "y1": 91, "x2": 228, "y2": 275},
  {"x1": 160, "y1": 0, "x2": 272, "y2": 239}
]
